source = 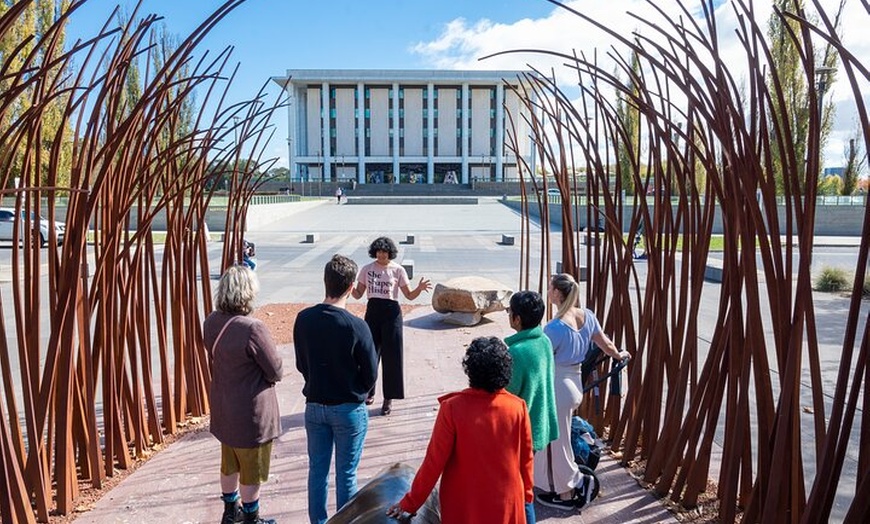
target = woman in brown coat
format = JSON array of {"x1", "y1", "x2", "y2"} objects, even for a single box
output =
[{"x1": 204, "y1": 265, "x2": 283, "y2": 524}]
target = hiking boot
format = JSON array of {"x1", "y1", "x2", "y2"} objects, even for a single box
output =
[
  {"x1": 242, "y1": 509, "x2": 276, "y2": 524},
  {"x1": 221, "y1": 500, "x2": 242, "y2": 524}
]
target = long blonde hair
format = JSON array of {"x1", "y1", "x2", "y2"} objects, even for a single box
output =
[{"x1": 550, "y1": 273, "x2": 580, "y2": 320}]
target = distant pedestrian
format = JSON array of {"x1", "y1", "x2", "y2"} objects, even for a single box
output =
[
  {"x1": 335, "y1": 187, "x2": 343, "y2": 203},
  {"x1": 204, "y1": 266, "x2": 282, "y2": 524},
  {"x1": 536, "y1": 273, "x2": 629, "y2": 510},
  {"x1": 294, "y1": 255, "x2": 378, "y2": 524},
  {"x1": 633, "y1": 221, "x2": 647, "y2": 260},
  {"x1": 352, "y1": 236, "x2": 431, "y2": 416},
  {"x1": 242, "y1": 239, "x2": 256, "y2": 271},
  {"x1": 504, "y1": 290, "x2": 559, "y2": 524},
  {"x1": 386, "y1": 337, "x2": 533, "y2": 523}
]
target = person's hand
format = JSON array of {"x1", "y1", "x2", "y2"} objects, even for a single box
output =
[
  {"x1": 416, "y1": 277, "x2": 432, "y2": 293},
  {"x1": 386, "y1": 503, "x2": 413, "y2": 521},
  {"x1": 617, "y1": 350, "x2": 631, "y2": 362}
]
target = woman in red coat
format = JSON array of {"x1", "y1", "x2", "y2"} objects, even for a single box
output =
[{"x1": 386, "y1": 337, "x2": 534, "y2": 523}]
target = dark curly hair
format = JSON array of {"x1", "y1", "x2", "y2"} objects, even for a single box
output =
[
  {"x1": 509, "y1": 290, "x2": 545, "y2": 330},
  {"x1": 462, "y1": 337, "x2": 512, "y2": 392},
  {"x1": 368, "y1": 236, "x2": 398, "y2": 259}
]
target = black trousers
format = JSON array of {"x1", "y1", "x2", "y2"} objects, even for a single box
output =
[{"x1": 364, "y1": 298, "x2": 405, "y2": 399}]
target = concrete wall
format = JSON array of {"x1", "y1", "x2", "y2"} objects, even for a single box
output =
[
  {"x1": 437, "y1": 88, "x2": 458, "y2": 156},
  {"x1": 500, "y1": 198, "x2": 867, "y2": 236},
  {"x1": 335, "y1": 87, "x2": 356, "y2": 156},
  {"x1": 470, "y1": 87, "x2": 492, "y2": 156},
  {"x1": 404, "y1": 88, "x2": 424, "y2": 156},
  {"x1": 370, "y1": 88, "x2": 390, "y2": 156}
]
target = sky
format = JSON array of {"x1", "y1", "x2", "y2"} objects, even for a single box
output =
[{"x1": 63, "y1": 0, "x2": 869, "y2": 172}]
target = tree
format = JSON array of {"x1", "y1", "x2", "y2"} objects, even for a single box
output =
[
  {"x1": 840, "y1": 133, "x2": 865, "y2": 195},
  {"x1": 267, "y1": 166, "x2": 289, "y2": 180},
  {"x1": 817, "y1": 174, "x2": 842, "y2": 195},
  {"x1": 765, "y1": 0, "x2": 843, "y2": 194},
  {"x1": 0, "y1": 0, "x2": 74, "y2": 190},
  {"x1": 615, "y1": 50, "x2": 641, "y2": 195}
]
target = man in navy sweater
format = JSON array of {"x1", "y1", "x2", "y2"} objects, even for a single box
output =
[{"x1": 294, "y1": 254, "x2": 378, "y2": 524}]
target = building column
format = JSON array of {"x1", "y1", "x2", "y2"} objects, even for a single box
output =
[
  {"x1": 427, "y1": 82, "x2": 434, "y2": 184},
  {"x1": 461, "y1": 83, "x2": 469, "y2": 184},
  {"x1": 495, "y1": 83, "x2": 505, "y2": 181},
  {"x1": 357, "y1": 82, "x2": 365, "y2": 184},
  {"x1": 391, "y1": 82, "x2": 400, "y2": 183},
  {"x1": 321, "y1": 82, "x2": 331, "y2": 181},
  {"x1": 285, "y1": 80, "x2": 296, "y2": 180}
]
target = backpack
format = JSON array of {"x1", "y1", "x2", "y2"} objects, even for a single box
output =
[{"x1": 570, "y1": 415, "x2": 603, "y2": 470}]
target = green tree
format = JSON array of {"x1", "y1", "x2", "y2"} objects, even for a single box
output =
[
  {"x1": 840, "y1": 133, "x2": 865, "y2": 195},
  {"x1": 615, "y1": 50, "x2": 641, "y2": 196},
  {"x1": 0, "y1": 0, "x2": 73, "y2": 190},
  {"x1": 817, "y1": 174, "x2": 842, "y2": 195},
  {"x1": 765, "y1": 0, "x2": 843, "y2": 194}
]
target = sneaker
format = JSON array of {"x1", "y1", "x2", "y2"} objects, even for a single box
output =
[{"x1": 535, "y1": 492, "x2": 579, "y2": 511}]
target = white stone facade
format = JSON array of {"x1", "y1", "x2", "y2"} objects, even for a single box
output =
[{"x1": 273, "y1": 69, "x2": 534, "y2": 184}]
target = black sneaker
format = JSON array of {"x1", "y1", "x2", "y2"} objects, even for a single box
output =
[{"x1": 535, "y1": 492, "x2": 579, "y2": 510}]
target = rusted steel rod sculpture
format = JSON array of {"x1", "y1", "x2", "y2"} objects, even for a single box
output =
[
  {"x1": 501, "y1": 0, "x2": 868, "y2": 522},
  {"x1": 0, "y1": 1, "x2": 284, "y2": 522}
]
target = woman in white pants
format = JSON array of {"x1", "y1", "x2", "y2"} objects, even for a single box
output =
[{"x1": 535, "y1": 273, "x2": 630, "y2": 510}]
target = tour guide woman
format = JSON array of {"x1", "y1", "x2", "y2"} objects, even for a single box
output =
[{"x1": 352, "y1": 236, "x2": 431, "y2": 415}]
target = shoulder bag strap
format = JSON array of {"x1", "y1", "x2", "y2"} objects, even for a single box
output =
[{"x1": 210, "y1": 316, "x2": 239, "y2": 353}]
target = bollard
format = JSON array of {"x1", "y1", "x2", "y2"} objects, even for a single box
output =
[{"x1": 401, "y1": 259, "x2": 415, "y2": 280}]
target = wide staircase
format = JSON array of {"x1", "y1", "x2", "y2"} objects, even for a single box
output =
[{"x1": 345, "y1": 180, "x2": 519, "y2": 204}]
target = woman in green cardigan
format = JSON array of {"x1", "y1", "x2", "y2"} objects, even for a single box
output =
[{"x1": 504, "y1": 290, "x2": 559, "y2": 523}]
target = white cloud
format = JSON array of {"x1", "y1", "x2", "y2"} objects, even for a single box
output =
[{"x1": 413, "y1": 0, "x2": 870, "y2": 168}]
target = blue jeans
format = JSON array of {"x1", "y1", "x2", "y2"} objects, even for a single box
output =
[
  {"x1": 305, "y1": 402, "x2": 368, "y2": 524},
  {"x1": 525, "y1": 501, "x2": 536, "y2": 524}
]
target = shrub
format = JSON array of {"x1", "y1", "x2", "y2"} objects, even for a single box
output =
[{"x1": 814, "y1": 266, "x2": 850, "y2": 292}]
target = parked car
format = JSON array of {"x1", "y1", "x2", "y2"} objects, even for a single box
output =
[{"x1": 0, "y1": 208, "x2": 65, "y2": 247}]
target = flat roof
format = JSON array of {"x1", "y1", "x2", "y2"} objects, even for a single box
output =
[{"x1": 272, "y1": 68, "x2": 531, "y2": 86}]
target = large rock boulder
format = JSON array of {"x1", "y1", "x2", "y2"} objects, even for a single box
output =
[{"x1": 431, "y1": 276, "x2": 513, "y2": 326}]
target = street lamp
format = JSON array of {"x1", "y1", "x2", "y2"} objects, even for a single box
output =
[{"x1": 815, "y1": 66, "x2": 836, "y2": 119}]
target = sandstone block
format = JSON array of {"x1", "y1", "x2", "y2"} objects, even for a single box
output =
[{"x1": 431, "y1": 276, "x2": 513, "y2": 323}]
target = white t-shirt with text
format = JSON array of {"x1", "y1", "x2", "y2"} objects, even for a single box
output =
[{"x1": 358, "y1": 261, "x2": 410, "y2": 301}]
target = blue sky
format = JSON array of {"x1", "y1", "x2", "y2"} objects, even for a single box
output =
[{"x1": 63, "y1": 0, "x2": 868, "y2": 170}]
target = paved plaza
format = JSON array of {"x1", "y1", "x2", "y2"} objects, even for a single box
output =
[
  {"x1": 71, "y1": 198, "x2": 864, "y2": 522},
  {"x1": 76, "y1": 198, "x2": 677, "y2": 523}
]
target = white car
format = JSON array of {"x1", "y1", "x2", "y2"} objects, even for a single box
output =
[{"x1": 0, "y1": 208, "x2": 65, "y2": 247}]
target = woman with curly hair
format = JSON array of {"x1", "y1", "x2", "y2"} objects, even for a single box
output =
[
  {"x1": 352, "y1": 236, "x2": 431, "y2": 415},
  {"x1": 386, "y1": 337, "x2": 533, "y2": 523}
]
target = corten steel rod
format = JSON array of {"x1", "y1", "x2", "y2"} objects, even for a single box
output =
[
  {"x1": 0, "y1": 0, "x2": 287, "y2": 521},
  {"x1": 496, "y1": 0, "x2": 870, "y2": 521}
]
